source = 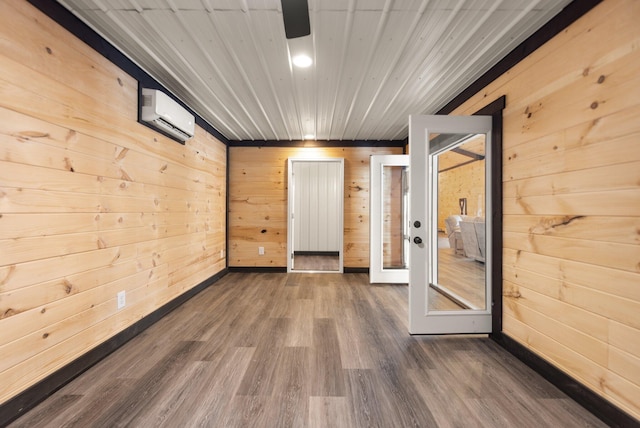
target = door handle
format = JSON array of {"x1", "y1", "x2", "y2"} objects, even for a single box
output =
[{"x1": 413, "y1": 236, "x2": 423, "y2": 244}]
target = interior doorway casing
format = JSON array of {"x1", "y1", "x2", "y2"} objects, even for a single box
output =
[{"x1": 287, "y1": 158, "x2": 344, "y2": 273}]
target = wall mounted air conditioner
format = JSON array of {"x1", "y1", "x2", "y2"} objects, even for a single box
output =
[{"x1": 141, "y1": 88, "x2": 195, "y2": 142}]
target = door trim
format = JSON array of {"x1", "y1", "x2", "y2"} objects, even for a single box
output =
[
  {"x1": 473, "y1": 96, "x2": 505, "y2": 336},
  {"x1": 287, "y1": 158, "x2": 344, "y2": 273}
]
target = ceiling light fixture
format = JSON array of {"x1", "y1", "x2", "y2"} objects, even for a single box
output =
[
  {"x1": 287, "y1": 34, "x2": 313, "y2": 69},
  {"x1": 292, "y1": 54, "x2": 312, "y2": 68}
]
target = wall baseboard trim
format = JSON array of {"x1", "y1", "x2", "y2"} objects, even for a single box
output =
[
  {"x1": 226, "y1": 267, "x2": 369, "y2": 274},
  {"x1": 227, "y1": 266, "x2": 288, "y2": 273},
  {"x1": 491, "y1": 332, "x2": 638, "y2": 428},
  {"x1": 0, "y1": 268, "x2": 228, "y2": 427},
  {"x1": 344, "y1": 267, "x2": 369, "y2": 274},
  {"x1": 293, "y1": 251, "x2": 339, "y2": 256}
]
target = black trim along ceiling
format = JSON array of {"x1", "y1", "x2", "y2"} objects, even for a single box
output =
[{"x1": 229, "y1": 139, "x2": 406, "y2": 148}]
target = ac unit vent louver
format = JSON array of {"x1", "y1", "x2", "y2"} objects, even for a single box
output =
[{"x1": 141, "y1": 88, "x2": 195, "y2": 142}]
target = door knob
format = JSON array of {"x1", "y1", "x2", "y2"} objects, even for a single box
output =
[{"x1": 413, "y1": 236, "x2": 422, "y2": 244}]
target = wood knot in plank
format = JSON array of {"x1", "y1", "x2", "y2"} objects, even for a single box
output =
[
  {"x1": 0, "y1": 265, "x2": 16, "y2": 286},
  {"x1": 119, "y1": 168, "x2": 132, "y2": 181},
  {"x1": 45, "y1": 46, "x2": 52, "y2": 54},
  {"x1": 64, "y1": 157, "x2": 74, "y2": 172},
  {"x1": 115, "y1": 148, "x2": 129, "y2": 161},
  {"x1": 590, "y1": 101, "x2": 599, "y2": 110},
  {"x1": 532, "y1": 216, "x2": 585, "y2": 234},
  {"x1": 2, "y1": 308, "x2": 16, "y2": 319},
  {"x1": 18, "y1": 131, "x2": 49, "y2": 139},
  {"x1": 65, "y1": 130, "x2": 77, "y2": 142},
  {"x1": 597, "y1": 75, "x2": 605, "y2": 84},
  {"x1": 110, "y1": 250, "x2": 120, "y2": 264},
  {"x1": 42, "y1": 333, "x2": 49, "y2": 339},
  {"x1": 503, "y1": 290, "x2": 521, "y2": 298}
]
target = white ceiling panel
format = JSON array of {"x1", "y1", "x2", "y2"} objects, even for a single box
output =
[{"x1": 56, "y1": 0, "x2": 572, "y2": 141}]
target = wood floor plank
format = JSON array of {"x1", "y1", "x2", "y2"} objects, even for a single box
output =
[
  {"x1": 308, "y1": 396, "x2": 350, "y2": 428},
  {"x1": 236, "y1": 318, "x2": 290, "y2": 396},
  {"x1": 8, "y1": 272, "x2": 609, "y2": 428},
  {"x1": 86, "y1": 340, "x2": 204, "y2": 427},
  {"x1": 5, "y1": 395, "x2": 82, "y2": 428},
  {"x1": 170, "y1": 346, "x2": 255, "y2": 427},
  {"x1": 344, "y1": 369, "x2": 397, "y2": 428},
  {"x1": 311, "y1": 318, "x2": 346, "y2": 397},
  {"x1": 270, "y1": 346, "x2": 310, "y2": 427}
]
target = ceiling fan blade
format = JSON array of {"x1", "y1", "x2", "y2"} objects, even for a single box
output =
[{"x1": 281, "y1": 0, "x2": 310, "y2": 39}]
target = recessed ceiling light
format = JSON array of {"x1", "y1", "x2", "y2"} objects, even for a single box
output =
[{"x1": 292, "y1": 54, "x2": 312, "y2": 68}]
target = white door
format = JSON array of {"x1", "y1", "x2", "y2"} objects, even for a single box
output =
[
  {"x1": 408, "y1": 115, "x2": 492, "y2": 334},
  {"x1": 369, "y1": 155, "x2": 410, "y2": 283},
  {"x1": 287, "y1": 158, "x2": 344, "y2": 273}
]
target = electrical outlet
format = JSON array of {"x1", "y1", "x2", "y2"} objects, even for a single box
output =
[
  {"x1": 258, "y1": 246, "x2": 265, "y2": 255},
  {"x1": 117, "y1": 291, "x2": 126, "y2": 310}
]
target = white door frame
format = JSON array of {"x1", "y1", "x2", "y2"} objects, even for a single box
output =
[
  {"x1": 369, "y1": 154, "x2": 410, "y2": 284},
  {"x1": 287, "y1": 158, "x2": 344, "y2": 273}
]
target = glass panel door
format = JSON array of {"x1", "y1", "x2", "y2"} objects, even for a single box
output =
[
  {"x1": 408, "y1": 115, "x2": 492, "y2": 334},
  {"x1": 370, "y1": 155, "x2": 409, "y2": 283}
]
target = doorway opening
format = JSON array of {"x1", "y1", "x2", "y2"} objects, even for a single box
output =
[{"x1": 287, "y1": 158, "x2": 344, "y2": 273}]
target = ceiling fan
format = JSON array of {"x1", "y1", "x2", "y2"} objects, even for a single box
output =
[{"x1": 281, "y1": 0, "x2": 311, "y2": 39}]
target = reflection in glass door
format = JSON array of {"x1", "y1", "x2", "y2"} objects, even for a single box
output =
[
  {"x1": 370, "y1": 155, "x2": 409, "y2": 284},
  {"x1": 431, "y1": 134, "x2": 486, "y2": 311}
]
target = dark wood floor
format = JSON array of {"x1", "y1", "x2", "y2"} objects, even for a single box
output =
[{"x1": 10, "y1": 273, "x2": 606, "y2": 427}]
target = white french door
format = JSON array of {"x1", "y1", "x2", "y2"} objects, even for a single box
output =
[
  {"x1": 369, "y1": 155, "x2": 410, "y2": 284},
  {"x1": 408, "y1": 115, "x2": 493, "y2": 334}
]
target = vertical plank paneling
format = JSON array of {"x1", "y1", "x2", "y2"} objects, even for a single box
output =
[{"x1": 0, "y1": 0, "x2": 226, "y2": 405}]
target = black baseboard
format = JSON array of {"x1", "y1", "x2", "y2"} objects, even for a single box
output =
[
  {"x1": 227, "y1": 266, "x2": 288, "y2": 273},
  {"x1": 0, "y1": 268, "x2": 228, "y2": 428},
  {"x1": 227, "y1": 266, "x2": 369, "y2": 274},
  {"x1": 344, "y1": 267, "x2": 369, "y2": 274},
  {"x1": 491, "y1": 333, "x2": 639, "y2": 428},
  {"x1": 293, "y1": 251, "x2": 340, "y2": 256}
]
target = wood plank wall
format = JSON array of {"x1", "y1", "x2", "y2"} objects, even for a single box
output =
[
  {"x1": 229, "y1": 146, "x2": 402, "y2": 268},
  {"x1": 451, "y1": 0, "x2": 640, "y2": 419},
  {"x1": 0, "y1": 0, "x2": 227, "y2": 404}
]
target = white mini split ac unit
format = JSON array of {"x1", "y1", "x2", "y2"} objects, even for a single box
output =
[{"x1": 141, "y1": 88, "x2": 195, "y2": 142}]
